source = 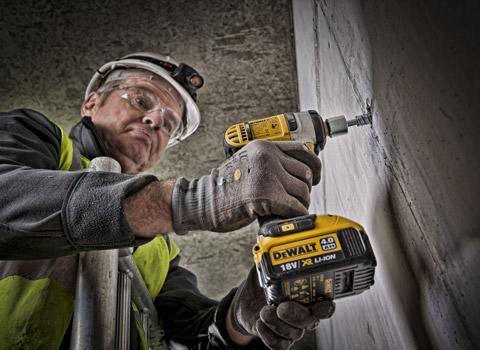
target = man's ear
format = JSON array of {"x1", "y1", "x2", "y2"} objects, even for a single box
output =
[{"x1": 81, "y1": 92, "x2": 101, "y2": 117}]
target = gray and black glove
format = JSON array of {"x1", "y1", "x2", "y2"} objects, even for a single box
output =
[
  {"x1": 172, "y1": 140, "x2": 321, "y2": 234},
  {"x1": 229, "y1": 268, "x2": 335, "y2": 350}
]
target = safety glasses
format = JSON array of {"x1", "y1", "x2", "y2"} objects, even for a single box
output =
[{"x1": 113, "y1": 85, "x2": 184, "y2": 139}]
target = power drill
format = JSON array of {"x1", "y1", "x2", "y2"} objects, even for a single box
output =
[{"x1": 223, "y1": 110, "x2": 377, "y2": 305}]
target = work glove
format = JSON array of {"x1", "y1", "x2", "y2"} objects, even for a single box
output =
[
  {"x1": 229, "y1": 267, "x2": 335, "y2": 350},
  {"x1": 172, "y1": 140, "x2": 321, "y2": 234}
]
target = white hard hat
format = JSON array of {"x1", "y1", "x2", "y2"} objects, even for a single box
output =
[{"x1": 85, "y1": 52, "x2": 204, "y2": 147}]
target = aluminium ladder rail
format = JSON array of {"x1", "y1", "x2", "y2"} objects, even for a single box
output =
[{"x1": 70, "y1": 157, "x2": 166, "y2": 350}]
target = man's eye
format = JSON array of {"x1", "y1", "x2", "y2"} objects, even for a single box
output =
[
  {"x1": 163, "y1": 119, "x2": 173, "y2": 135},
  {"x1": 133, "y1": 97, "x2": 149, "y2": 110}
]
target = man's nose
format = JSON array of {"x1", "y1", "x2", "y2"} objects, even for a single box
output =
[{"x1": 142, "y1": 109, "x2": 164, "y2": 131}]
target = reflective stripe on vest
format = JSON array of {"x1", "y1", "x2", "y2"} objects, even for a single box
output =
[{"x1": 0, "y1": 126, "x2": 178, "y2": 348}]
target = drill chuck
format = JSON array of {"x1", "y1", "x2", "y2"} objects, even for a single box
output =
[{"x1": 326, "y1": 113, "x2": 372, "y2": 138}]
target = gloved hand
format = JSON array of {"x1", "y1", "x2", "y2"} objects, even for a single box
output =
[
  {"x1": 171, "y1": 140, "x2": 321, "y2": 234},
  {"x1": 229, "y1": 268, "x2": 335, "y2": 350}
]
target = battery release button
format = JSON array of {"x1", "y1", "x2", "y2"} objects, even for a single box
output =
[
  {"x1": 259, "y1": 214, "x2": 317, "y2": 237},
  {"x1": 281, "y1": 223, "x2": 295, "y2": 232}
]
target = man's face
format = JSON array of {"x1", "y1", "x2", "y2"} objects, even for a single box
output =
[{"x1": 82, "y1": 72, "x2": 185, "y2": 174}]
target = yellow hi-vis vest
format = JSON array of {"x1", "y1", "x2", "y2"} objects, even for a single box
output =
[{"x1": 0, "y1": 126, "x2": 179, "y2": 349}]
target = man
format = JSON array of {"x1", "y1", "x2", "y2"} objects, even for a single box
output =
[{"x1": 0, "y1": 53, "x2": 334, "y2": 349}]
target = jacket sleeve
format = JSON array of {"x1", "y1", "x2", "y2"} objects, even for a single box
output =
[
  {"x1": 155, "y1": 255, "x2": 268, "y2": 350},
  {"x1": 0, "y1": 109, "x2": 156, "y2": 260}
]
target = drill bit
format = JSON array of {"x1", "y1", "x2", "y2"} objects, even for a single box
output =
[{"x1": 347, "y1": 112, "x2": 372, "y2": 127}]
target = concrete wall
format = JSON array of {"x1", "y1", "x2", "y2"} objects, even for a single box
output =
[
  {"x1": 0, "y1": 0, "x2": 298, "y2": 300},
  {"x1": 293, "y1": 0, "x2": 480, "y2": 349}
]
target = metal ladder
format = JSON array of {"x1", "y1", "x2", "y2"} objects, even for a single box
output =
[{"x1": 70, "y1": 157, "x2": 167, "y2": 350}]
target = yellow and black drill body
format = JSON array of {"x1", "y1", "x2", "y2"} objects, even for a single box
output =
[
  {"x1": 223, "y1": 111, "x2": 377, "y2": 306},
  {"x1": 224, "y1": 111, "x2": 327, "y2": 157}
]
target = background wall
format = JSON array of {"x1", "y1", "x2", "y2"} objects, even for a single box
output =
[
  {"x1": 293, "y1": 0, "x2": 480, "y2": 349},
  {"x1": 0, "y1": 0, "x2": 298, "y2": 301}
]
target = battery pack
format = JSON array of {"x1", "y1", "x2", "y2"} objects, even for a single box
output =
[{"x1": 253, "y1": 214, "x2": 376, "y2": 305}]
